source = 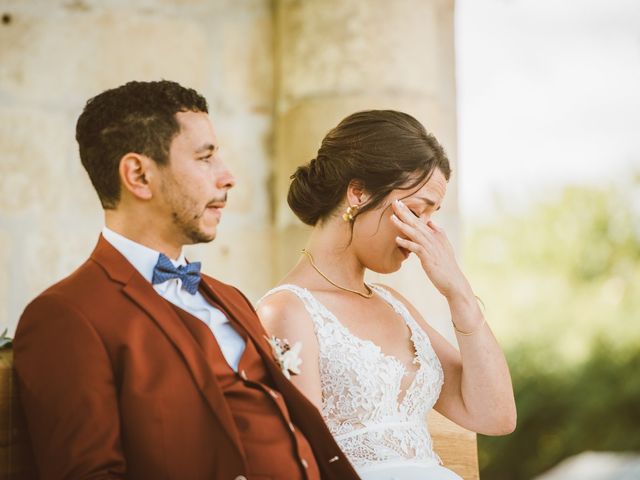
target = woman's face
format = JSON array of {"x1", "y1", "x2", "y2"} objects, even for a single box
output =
[{"x1": 351, "y1": 168, "x2": 448, "y2": 273}]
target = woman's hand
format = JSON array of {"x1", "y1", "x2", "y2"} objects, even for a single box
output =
[
  {"x1": 391, "y1": 199, "x2": 471, "y2": 300},
  {"x1": 391, "y1": 199, "x2": 516, "y2": 435}
]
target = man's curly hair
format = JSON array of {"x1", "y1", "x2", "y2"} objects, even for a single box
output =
[{"x1": 76, "y1": 80, "x2": 208, "y2": 209}]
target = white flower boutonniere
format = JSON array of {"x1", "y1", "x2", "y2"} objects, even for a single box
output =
[{"x1": 265, "y1": 335, "x2": 302, "y2": 379}]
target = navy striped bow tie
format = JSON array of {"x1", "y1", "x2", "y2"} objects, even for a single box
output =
[{"x1": 152, "y1": 253, "x2": 202, "y2": 295}]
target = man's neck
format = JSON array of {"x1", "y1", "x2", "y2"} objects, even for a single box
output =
[{"x1": 105, "y1": 211, "x2": 182, "y2": 260}]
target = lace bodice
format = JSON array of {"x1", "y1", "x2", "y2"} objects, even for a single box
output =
[{"x1": 259, "y1": 284, "x2": 445, "y2": 469}]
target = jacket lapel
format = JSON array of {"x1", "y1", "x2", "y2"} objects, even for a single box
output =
[
  {"x1": 91, "y1": 236, "x2": 246, "y2": 460},
  {"x1": 198, "y1": 278, "x2": 276, "y2": 361}
]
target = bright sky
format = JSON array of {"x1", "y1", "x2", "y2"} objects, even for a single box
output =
[{"x1": 456, "y1": 0, "x2": 640, "y2": 219}]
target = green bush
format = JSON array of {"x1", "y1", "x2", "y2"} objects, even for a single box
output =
[{"x1": 479, "y1": 342, "x2": 640, "y2": 479}]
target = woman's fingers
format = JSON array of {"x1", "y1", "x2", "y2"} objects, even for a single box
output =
[
  {"x1": 391, "y1": 200, "x2": 452, "y2": 259},
  {"x1": 392, "y1": 200, "x2": 442, "y2": 238},
  {"x1": 426, "y1": 220, "x2": 440, "y2": 232},
  {"x1": 390, "y1": 213, "x2": 414, "y2": 234},
  {"x1": 395, "y1": 236, "x2": 423, "y2": 254},
  {"x1": 391, "y1": 199, "x2": 421, "y2": 226},
  {"x1": 391, "y1": 213, "x2": 434, "y2": 246}
]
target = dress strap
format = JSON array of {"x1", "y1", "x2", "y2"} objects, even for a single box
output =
[
  {"x1": 258, "y1": 284, "x2": 333, "y2": 329},
  {"x1": 369, "y1": 285, "x2": 416, "y2": 324}
]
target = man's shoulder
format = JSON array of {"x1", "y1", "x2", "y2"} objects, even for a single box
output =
[
  {"x1": 21, "y1": 256, "x2": 120, "y2": 322},
  {"x1": 42, "y1": 256, "x2": 112, "y2": 296}
]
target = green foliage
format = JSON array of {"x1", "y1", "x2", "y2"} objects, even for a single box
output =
[
  {"x1": 479, "y1": 343, "x2": 640, "y2": 479},
  {"x1": 466, "y1": 180, "x2": 640, "y2": 362},
  {"x1": 464, "y1": 176, "x2": 640, "y2": 478},
  {"x1": 0, "y1": 328, "x2": 11, "y2": 349}
]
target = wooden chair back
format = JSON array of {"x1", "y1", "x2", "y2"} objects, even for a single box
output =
[
  {"x1": 0, "y1": 349, "x2": 37, "y2": 480},
  {"x1": 428, "y1": 409, "x2": 480, "y2": 479}
]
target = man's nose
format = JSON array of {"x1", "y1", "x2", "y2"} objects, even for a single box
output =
[{"x1": 216, "y1": 165, "x2": 236, "y2": 190}]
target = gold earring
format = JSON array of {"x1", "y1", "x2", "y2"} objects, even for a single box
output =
[{"x1": 342, "y1": 204, "x2": 359, "y2": 222}]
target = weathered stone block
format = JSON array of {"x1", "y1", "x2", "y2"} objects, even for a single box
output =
[
  {"x1": 218, "y1": 3, "x2": 274, "y2": 113},
  {"x1": 0, "y1": 9, "x2": 209, "y2": 105},
  {"x1": 0, "y1": 107, "x2": 72, "y2": 215},
  {"x1": 214, "y1": 113, "x2": 271, "y2": 221},
  {"x1": 277, "y1": 0, "x2": 442, "y2": 102},
  {"x1": 0, "y1": 232, "x2": 9, "y2": 334},
  {"x1": 20, "y1": 225, "x2": 99, "y2": 311}
]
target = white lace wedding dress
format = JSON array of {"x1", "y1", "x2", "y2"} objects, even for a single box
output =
[{"x1": 260, "y1": 284, "x2": 462, "y2": 480}]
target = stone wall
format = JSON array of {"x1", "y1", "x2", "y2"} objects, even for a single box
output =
[{"x1": 0, "y1": 0, "x2": 457, "y2": 339}]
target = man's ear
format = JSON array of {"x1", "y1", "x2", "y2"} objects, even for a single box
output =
[
  {"x1": 346, "y1": 179, "x2": 369, "y2": 206},
  {"x1": 119, "y1": 153, "x2": 155, "y2": 201}
]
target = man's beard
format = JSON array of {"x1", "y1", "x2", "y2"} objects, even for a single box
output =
[
  {"x1": 161, "y1": 174, "x2": 226, "y2": 245},
  {"x1": 171, "y1": 207, "x2": 215, "y2": 245}
]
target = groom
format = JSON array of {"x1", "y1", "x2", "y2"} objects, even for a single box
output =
[{"x1": 14, "y1": 81, "x2": 359, "y2": 480}]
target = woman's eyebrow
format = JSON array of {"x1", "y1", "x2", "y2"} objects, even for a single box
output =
[
  {"x1": 412, "y1": 196, "x2": 442, "y2": 211},
  {"x1": 415, "y1": 196, "x2": 436, "y2": 207}
]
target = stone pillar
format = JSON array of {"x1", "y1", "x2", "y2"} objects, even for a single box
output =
[{"x1": 274, "y1": 0, "x2": 459, "y2": 339}]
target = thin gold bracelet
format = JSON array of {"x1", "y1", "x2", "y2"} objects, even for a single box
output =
[
  {"x1": 474, "y1": 294, "x2": 486, "y2": 312},
  {"x1": 453, "y1": 295, "x2": 486, "y2": 336},
  {"x1": 454, "y1": 317, "x2": 486, "y2": 336}
]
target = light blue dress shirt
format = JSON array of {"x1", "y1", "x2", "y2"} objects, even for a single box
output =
[{"x1": 102, "y1": 227, "x2": 246, "y2": 371}]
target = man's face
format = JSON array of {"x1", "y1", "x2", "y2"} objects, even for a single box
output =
[{"x1": 156, "y1": 111, "x2": 235, "y2": 246}]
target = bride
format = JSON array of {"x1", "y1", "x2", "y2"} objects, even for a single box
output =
[{"x1": 258, "y1": 110, "x2": 516, "y2": 480}]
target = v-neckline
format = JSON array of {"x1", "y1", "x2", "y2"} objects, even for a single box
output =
[{"x1": 292, "y1": 284, "x2": 425, "y2": 408}]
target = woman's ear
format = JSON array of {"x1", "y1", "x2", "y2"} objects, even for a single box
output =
[
  {"x1": 346, "y1": 179, "x2": 369, "y2": 206},
  {"x1": 119, "y1": 153, "x2": 155, "y2": 201}
]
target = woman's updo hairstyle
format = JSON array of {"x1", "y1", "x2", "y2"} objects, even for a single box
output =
[{"x1": 288, "y1": 110, "x2": 451, "y2": 226}]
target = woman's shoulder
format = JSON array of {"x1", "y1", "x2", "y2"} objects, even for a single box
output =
[
  {"x1": 257, "y1": 283, "x2": 317, "y2": 334},
  {"x1": 258, "y1": 285, "x2": 301, "y2": 317}
]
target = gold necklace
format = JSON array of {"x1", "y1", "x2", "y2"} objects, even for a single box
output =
[{"x1": 301, "y1": 249, "x2": 374, "y2": 299}]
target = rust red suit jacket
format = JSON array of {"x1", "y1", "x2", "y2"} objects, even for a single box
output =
[{"x1": 14, "y1": 236, "x2": 359, "y2": 480}]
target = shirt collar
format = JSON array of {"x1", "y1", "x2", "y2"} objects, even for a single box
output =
[{"x1": 102, "y1": 226, "x2": 186, "y2": 283}]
